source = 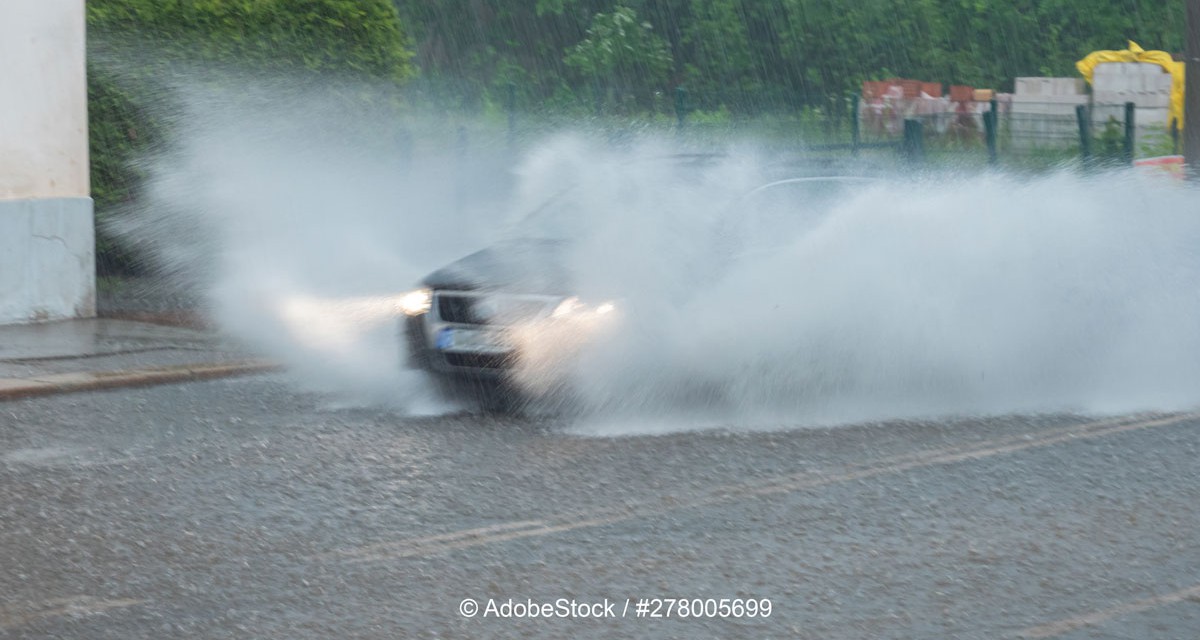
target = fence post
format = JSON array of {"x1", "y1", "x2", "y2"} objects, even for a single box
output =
[
  {"x1": 505, "y1": 83, "x2": 517, "y2": 151},
  {"x1": 983, "y1": 98, "x2": 998, "y2": 165},
  {"x1": 851, "y1": 93, "x2": 861, "y2": 157},
  {"x1": 592, "y1": 79, "x2": 603, "y2": 116},
  {"x1": 396, "y1": 128, "x2": 413, "y2": 175},
  {"x1": 454, "y1": 126, "x2": 468, "y2": 214},
  {"x1": 675, "y1": 86, "x2": 689, "y2": 131},
  {"x1": 1075, "y1": 105, "x2": 1092, "y2": 169},
  {"x1": 902, "y1": 119, "x2": 924, "y2": 165},
  {"x1": 1123, "y1": 101, "x2": 1135, "y2": 165},
  {"x1": 1171, "y1": 118, "x2": 1180, "y2": 155},
  {"x1": 1185, "y1": 0, "x2": 1200, "y2": 180}
]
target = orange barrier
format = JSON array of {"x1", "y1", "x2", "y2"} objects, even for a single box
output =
[{"x1": 1133, "y1": 155, "x2": 1185, "y2": 179}]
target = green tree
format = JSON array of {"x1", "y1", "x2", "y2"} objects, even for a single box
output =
[
  {"x1": 389, "y1": 0, "x2": 1187, "y2": 115},
  {"x1": 565, "y1": 5, "x2": 674, "y2": 111},
  {"x1": 88, "y1": 0, "x2": 415, "y2": 81},
  {"x1": 86, "y1": 0, "x2": 416, "y2": 273}
]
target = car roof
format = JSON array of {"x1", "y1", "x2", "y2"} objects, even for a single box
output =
[{"x1": 741, "y1": 175, "x2": 880, "y2": 198}]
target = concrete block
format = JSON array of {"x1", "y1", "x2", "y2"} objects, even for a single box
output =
[
  {"x1": 1014, "y1": 77, "x2": 1085, "y2": 97},
  {"x1": 1133, "y1": 107, "x2": 1170, "y2": 127},
  {"x1": 1141, "y1": 93, "x2": 1171, "y2": 108},
  {"x1": 1009, "y1": 94, "x2": 1088, "y2": 118},
  {"x1": 1011, "y1": 95, "x2": 1088, "y2": 105}
]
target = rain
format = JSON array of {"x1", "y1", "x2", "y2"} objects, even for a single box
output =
[{"x1": 2, "y1": 1, "x2": 1200, "y2": 638}]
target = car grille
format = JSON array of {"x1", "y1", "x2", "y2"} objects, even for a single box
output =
[
  {"x1": 435, "y1": 292, "x2": 553, "y2": 326},
  {"x1": 444, "y1": 352, "x2": 512, "y2": 369},
  {"x1": 437, "y1": 295, "x2": 475, "y2": 324}
]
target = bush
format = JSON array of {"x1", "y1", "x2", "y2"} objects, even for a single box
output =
[
  {"x1": 87, "y1": 0, "x2": 414, "y2": 81},
  {"x1": 88, "y1": 64, "x2": 166, "y2": 275},
  {"x1": 87, "y1": 0, "x2": 416, "y2": 274}
]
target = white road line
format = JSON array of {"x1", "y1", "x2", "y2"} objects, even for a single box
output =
[
  {"x1": 326, "y1": 519, "x2": 549, "y2": 561},
  {"x1": 0, "y1": 596, "x2": 144, "y2": 630},
  {"x1": 343, "y1": 513, "x2": 636, "y2": 564},
  {"x1": 328, "y1": 412, "x2": 1198, "y2": 564},
  {"x1": 1017, "y1": 583, "x2": 1200, "y2": 638}
]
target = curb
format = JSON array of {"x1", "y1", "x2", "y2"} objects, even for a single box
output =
[
  {"x1": 98, "y1": 310, "x2": 211, "y2": 330},
  {"x1": 0, "y1": 361, "x2": 281, "y2": 401}
]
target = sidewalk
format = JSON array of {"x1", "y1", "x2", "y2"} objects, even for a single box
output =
[{"x1": 0, "y1": 318, "x2": 276, "y2": 401}]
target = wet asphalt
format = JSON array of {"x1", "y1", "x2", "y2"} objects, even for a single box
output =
[{"x1": 1, "y1": 374, "x2": 1198, "y2": 639}]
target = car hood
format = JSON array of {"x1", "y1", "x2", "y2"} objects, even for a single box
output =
[{"x1": 421, "y1": 238, "x2": 573, "y2": 295}]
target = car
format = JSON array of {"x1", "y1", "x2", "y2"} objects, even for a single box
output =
[
  {"x1": 396, "y1": 237, "x2": 619, "y2": 410},
  {"x1": 397, "y1": 171, "x2": 877, "y2": 411}
]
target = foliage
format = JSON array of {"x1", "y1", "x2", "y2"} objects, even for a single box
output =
[
  {"x1": 1138, "y1": 127, "x2": 1181, "y2": 158},
  {"x1": 564, "y1": 5, "x2": 673, "y2": 110},
  {"x1": 88, "y1": 64, "x2": 165, "y2": 275},
  {"x1": 87, "y1": 0, "x2": 416, "y2": 273},
  {"x1": 1096, "y1": 115, "x2": 1126, "y2": 159},
  {"x1": 87, "y1": 0, "x2": 414, "y2": 81},
  {"x1": 393, "y1": 0, "x2": 1185, "y2": 115}
]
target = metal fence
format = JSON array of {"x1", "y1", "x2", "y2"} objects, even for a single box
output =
[{"x1": 386, "y1": 95, "x2": 1180, "y2": 185}]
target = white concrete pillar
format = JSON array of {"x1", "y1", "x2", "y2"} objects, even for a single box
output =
[{"x1": 0, "y1": 0, "x2": 94, "y2": 324}]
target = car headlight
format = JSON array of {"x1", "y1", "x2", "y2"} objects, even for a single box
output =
[
  {"x1": 398, "y1": 288, "x2": 432, "y2": 316},
  {"x1": 552, "y1": 296, "x2": 617, "y2": 318}
]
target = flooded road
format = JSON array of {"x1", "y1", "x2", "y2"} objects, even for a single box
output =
[{"x1": 2, "y1": 375, "x2": 1198, "y2": 638}]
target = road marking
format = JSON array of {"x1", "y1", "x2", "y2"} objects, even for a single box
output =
[
  {"x1": 0, "y1": 596, "x2": 144, "y2": 630},
  {"x1": 328, "y1": 520, "x2": 549, "y2": 561},
  {"x1": 730, "y1": 413, "x2": 1192, "y2": 500},
  {"x1": 328, "y1": 412, "x2": 1198, "y2": 564},
  {"x1": 1016, "y1": 583, "x2": 1200, "y2": 638}
]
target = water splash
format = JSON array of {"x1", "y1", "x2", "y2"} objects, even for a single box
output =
[
  {"x1": 111, "y1": 76, "x2": 1200, "y2": 429},
  {"x1": 518, "y1": 150, "x2": 1200, "y2": 432}
]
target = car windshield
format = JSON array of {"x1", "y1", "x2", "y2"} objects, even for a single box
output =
[
  {"x1": 507, "y1": 153, "x2": 730, "y2": 241},
  {"x1": 509, "y1": 187, "x2": 581, "y2": 241},
  {"x1": 511, "y1": 172, "x2": 874, "y2": 238},
  {"x1": 731, "y1": 176, "x2": 877, "y2": 253}
]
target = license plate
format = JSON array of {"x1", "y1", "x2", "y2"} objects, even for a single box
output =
[{"x1": 436, "y1": 328, "x2": 509, "y2": 352}]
